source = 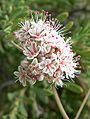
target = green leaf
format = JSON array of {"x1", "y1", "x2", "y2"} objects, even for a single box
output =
[
  {"x1": 64, "y1": 82, "x2": 83, "y2": 94},
  {"x1": 43, "y1": 88, "x2": 53, "y2": 96},
  {"x1": 4, "y1": 26, "x2": 11, "y2": 34},
  {"x1": 57, "y1": 12, "x2": 69, "y2": 22},
  {"x1": 78, "y1": 50, "x2": 90, "y2": 57},
  {"x1": 2, "y1": 115, "x2": 9, "y2": 119},
  {"x1": 8, "y1": 92, "x2": 18, "y2": 101},
  {"x1": 0, "y1": 8, "x2": 3, "y2": 17},
  {"x1": 34, "y1": 88, "x2": 49, "y2": 104},
  {"x1": 9, "y1": 115, "x2": 17, "y2": 119},
  {"x1": 0, "y1": 42, "x2": 5, "y2": 53},
  {"x1": 64, "y1": 21, "x2": 74, "y2": 32},
  {"x1": 19, "y1": 101, "x2": 28, "y2": 117}
]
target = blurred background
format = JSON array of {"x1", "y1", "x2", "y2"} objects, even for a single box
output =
[{"x1": 0, "y1": 0, "x2": 90, "y2": 119}]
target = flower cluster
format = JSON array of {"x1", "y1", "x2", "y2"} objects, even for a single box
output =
[{"x1": 14, "y1": 10, "x2": 81, "y2": 87}]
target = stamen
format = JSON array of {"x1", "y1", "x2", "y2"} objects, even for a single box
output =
[{"x1": 79, "y1": 66, "x2": 81, "y2": 69}]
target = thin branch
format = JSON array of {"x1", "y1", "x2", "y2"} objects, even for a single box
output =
[
  {"x1": 52, "y1": 85, "x2": 69, "y2": 119},
  {"x1": 11, "y1": 41, "x2": 23, "y2": 51},
  {"x1": 75, "y1": 88, "x2": 90, "y2": 119}
]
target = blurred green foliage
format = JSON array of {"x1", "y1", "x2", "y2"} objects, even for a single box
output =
[{"x1": 0, "y1": 0, "x2": 90, "y2": 119}]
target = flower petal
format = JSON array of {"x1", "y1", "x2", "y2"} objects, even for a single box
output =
[
  {"x1": 19, "y1": 76, "x2": 26, "y2": 87},
  {"x1": 38, "y1": 74, "x2": 44, "y2": 81},
  {"x1": 14, "y1": 71, "x2": 20, "y2": 77}
]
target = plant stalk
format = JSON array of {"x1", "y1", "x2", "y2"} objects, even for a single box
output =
[
  {"x1": 11, "y1": 41, "x2": 23, "y2": 51},
  {"x1": 52, "y1": 85, "x2": 69, "y2": 119},
  {"x1": 75, "y1": 88, "x2": 90, "y2": 119}
]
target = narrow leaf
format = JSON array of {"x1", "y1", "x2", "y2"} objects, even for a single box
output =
[
  {"x1": 64, "y1": 21, "x2": 74, "y2": 32},
  {"x1": 64, "y1": 82, "x2": 83, "y2": 94},
  {"x1": 57, "y1": 12, "x2": 69, "y2": 22}
]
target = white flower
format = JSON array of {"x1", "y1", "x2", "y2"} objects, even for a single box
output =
[
  {"x1": 14, "y1": 10, "x2": 81, "y2": 87},
  {"x1": 39, "y1": 59, "x2": 57, "y2": 76},
  {"x1": 53, "y1": 68, "x2": 64, "y2": 87},
  {"x1": 28, "y1": 19, "x2": 48, "y2": 39},
  {"x1": 14, "y1": 65, "x2": 37, "y2": 86},
  {"x1": 41, "y1": 41, "x2": 51, "y2": 53},
  {"x1": 55, "y1": 49, "x2": 77, "y2": 79},
  {"x1": 32, "y1": 70, "x2": 44, "y2": 81},
  {"x1": 14, "y1": 66, "x2": 28, "y2": 86},
  {"x1": 29, "y1": 58, "x2": 39, "y2": 70},
  {"x1": 21, "y1": 58, "x2": 29, "y2": 69},
  {"x1": 23, "y1": 42, "x2": 41, "y2": 59}
]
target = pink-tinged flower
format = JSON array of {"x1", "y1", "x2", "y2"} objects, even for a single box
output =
[
  {"x1": 14, "y1": 66, "x2": 28, "y2": 86},
  {"x1": 18, "y1": 20, "x2": 30, "y2": 35},
  {"x1": 14, "y1": 65, "x2": 36, "y2": 86},
  {"x1": 28, "y1": 19, "x2": 49, "y2": 39},
  {"x1": 39, "y1": 59, "x2": 57, "y2": 76},
  {"x1": 41, "y1": 41, "x2": 51, "y2": 53},
  {"x1": 14, "y1": 10, "x2": 81, "y2": 87},
  {"x1": 55, "y1": 50, "x2": 78, "y2": 79},
  {"x1": 29, "y1": 58, "x2": 39, "y2": 71},
  {"x1": 21, "y1": 58, "x2": 29, "y2": 69},
  {"x1": 23, "y1": 42, "x2": 41, "y2": 59},
  {"x1": 32, "y1": 70, "x2": 44, "y2": 81},
  {"x1": 53, "y1": 69, "x2": 64, "y2": 87}
]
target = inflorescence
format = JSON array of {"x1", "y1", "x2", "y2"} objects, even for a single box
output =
[{"x1": 13, "y1": 10, "x2": 81, "y2": 87}]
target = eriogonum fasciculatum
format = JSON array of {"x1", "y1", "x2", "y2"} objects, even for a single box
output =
[{"x1": 13, "y1": 10, "x2": 81, "y2": 87}]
